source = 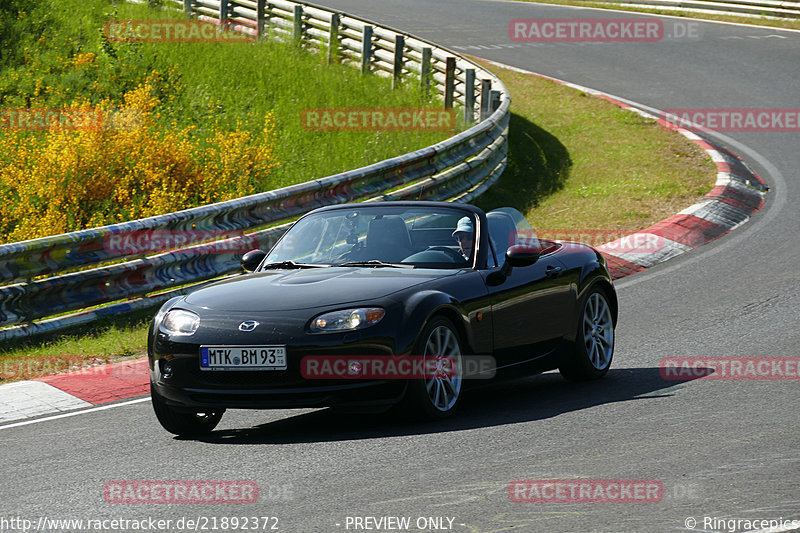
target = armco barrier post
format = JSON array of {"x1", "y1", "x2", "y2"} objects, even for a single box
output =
[
  {"x1": 464, "y1": 69, "x2": 476, "y2": 124},
  {"x1": 293, "y1": 5, "x2": 303, "y2": 44},
  {"x1": 421, "y1": 48, "x2": 432, "y2": 94},
  {"x1": 219, "y1": 0, "x2": 229, "y2": 24},
  {"x1": 362, "y1": 26, "x2": 373, "y2": 74},
  {"x1": 328, "y1": 13, "x2": 340, "y2": 64},
  {"x1": 392, "y1": 35, "x2": 405, "y2": 89},
  {"x1": 256, "y1": 0, "x2": 266, "y2": 38},
  {"x1": 183, "y1": 0, "x2": 193, "y2": 17},
  {"x1": 445, "y1": 57, "x2": 456, "y2": 109},
  {"x1": 480, "y1": 79, "x2": 492, "y2": 120},
  {"x1": 491, "y1": 90, "x2": 501, "y2": 114}
]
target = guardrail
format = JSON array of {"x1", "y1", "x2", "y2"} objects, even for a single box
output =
[
  {"x1": 0, "y1": 0, "x2": 510, "y2": 341},
  {"x1": 594, "y1": 0, "x2": 800, "y2": 18}
]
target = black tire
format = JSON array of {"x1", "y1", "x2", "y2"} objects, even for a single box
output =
[
  {"x1": 559, "y1": 286, "x2": 615, "y2": 381},
  {"x1": 150, "y1": 383, "x2": 224, "y2": 436},
  {"x1": 399, "y1": 316, "x2": 464, "y2": 420}
]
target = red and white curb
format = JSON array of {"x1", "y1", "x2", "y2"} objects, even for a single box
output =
[
  {"x1": 0, "y1": 61, "x2": 769, "y2": 425},
  {"x1": 0, "y1": 381, "x2": 92, "y2": 422},
  {"x1": 0, "y1": 359, "x2": 149, "y2": 424},
  {"x1": 471, "y1": 57, "x2": 767, "y2": 280}
]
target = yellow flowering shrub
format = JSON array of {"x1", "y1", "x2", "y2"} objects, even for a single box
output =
[
  {"x1": 0, "y1": 82, "x2": 279, "y2": 243},
  {"x1": 71, "y1": 52, "x2": 96, "y2": 68}
]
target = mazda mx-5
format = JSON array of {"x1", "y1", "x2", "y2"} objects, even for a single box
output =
[{"x1": 148, "y1": 201, "x2": 617, "y2": 436}]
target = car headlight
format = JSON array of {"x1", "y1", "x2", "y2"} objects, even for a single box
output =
[
  {"x1": 159, "y1": 309, "x2": 200, "y2": 336},
  {"x1": 309, "y1": 308, "x2": 385, "y2": 333}
]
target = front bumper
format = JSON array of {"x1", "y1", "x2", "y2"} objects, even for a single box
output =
[
  {"x1": 152, "y1": 377, "x2": 406, "y2": 410},
  {"x1": 149, "y1": 308, "x2": 410, "y2": 410}
]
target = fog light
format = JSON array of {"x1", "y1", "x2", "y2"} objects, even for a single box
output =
[{"x1": 161, "y1": 360, "x2": 174, "y2": 379}]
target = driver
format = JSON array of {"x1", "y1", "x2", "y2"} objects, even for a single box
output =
[{"x1": 452, "y1": 217, "x2": 474, "y2": 261}]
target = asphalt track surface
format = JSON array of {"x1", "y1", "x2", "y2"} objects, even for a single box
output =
[{"x1": 1, "y1": 2, "x2": 798, "y2": 532}]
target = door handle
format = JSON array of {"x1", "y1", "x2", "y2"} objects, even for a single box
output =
[{"x1": 545, "y1": 265, "x2": 563, "y2": 278}]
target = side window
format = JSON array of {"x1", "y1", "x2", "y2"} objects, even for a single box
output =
[
  {"x1": 486, "y1": 211, "x2": 518, "y2": 261},
  {"x1": 487, "y1": 207, "x2": 539, "y2": 262}
]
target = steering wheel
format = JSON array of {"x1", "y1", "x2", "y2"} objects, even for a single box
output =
[
  {"x1": 427, "y1": 246, "x2": 466, "y2": 262},
  {"x1": 334, "y1": 242, "x2": 364, "y2": 263}
]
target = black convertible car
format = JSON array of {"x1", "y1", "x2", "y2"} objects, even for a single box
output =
[{"x1": 149, "y1": 201, "x2": 617, "y2": 435}]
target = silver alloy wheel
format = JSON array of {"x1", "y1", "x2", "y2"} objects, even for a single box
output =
[
  {"x1": 583, "y1": 292, "x2": 614, "y2": 370},
  {"x1": 423, "y1": 325, "x2": 463, "y2": 412}
]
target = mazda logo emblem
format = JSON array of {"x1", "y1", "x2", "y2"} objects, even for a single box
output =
[{"x1": 238, "y1": 320, "x2": 260, "y2": 332}]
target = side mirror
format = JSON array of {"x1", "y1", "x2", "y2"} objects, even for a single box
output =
[
  {"x1": 487, "y1": 245, "x2": 540, "y2": 286},
  {"x1": 241, "y1": 249, "x2": 267, "y2": 272}
]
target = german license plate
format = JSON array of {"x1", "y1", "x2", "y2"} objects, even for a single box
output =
[{"x1": 200, "y1": 346, "x2": 287, "y2": 370}]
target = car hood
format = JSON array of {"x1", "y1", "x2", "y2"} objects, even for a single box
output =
[{"x1": 183, "y1": 267, "x2": 458, "y2": 312}]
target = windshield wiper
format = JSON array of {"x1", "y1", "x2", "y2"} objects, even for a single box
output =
[
  {"x1": 337, "y1": 260, "x2": 414, "y2": 269},
  {"x1": 260, "y1": 260, "x2": 329, "y2": 270}
]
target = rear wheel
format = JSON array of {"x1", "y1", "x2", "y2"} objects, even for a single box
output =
[
  {"x1": 559, "y1": 287, "x2": 615, "y2": 381},
  {"x1": 150, "y1": 383, "x2": 224, "y2": 436},
  {"x1": 400, "y1": 316, "x2": 464, "y2": 420}
]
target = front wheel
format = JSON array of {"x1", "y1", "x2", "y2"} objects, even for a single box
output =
[
  {"x1": 151, "y1": 383, "x2": 224, "y2": 436},
  {"x1": 559, "y1": 287, "x2": 615, "y2": 381},
  {"x1": 400, "y1": 316, "x2": 464, "y2": 420}
]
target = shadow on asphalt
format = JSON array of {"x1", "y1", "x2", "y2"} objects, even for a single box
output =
[{"x1": 184, "y1": 366, "x2": 702, "y2": 445}]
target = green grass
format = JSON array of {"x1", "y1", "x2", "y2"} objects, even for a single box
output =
[
  {"x1": 139, "y1": 23, "x2": 460, "y2": 188},
  {"x1": 506, "y1": 0, "x2": 800, "y2": 30}
]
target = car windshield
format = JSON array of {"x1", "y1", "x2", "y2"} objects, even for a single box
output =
[{"x1": 263, "y1": 206, "x2": 475, "y2": 269}]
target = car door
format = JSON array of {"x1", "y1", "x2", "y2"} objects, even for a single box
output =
[{"x1": 481, "y1": 243, "x2": 574, "y2": 366}]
